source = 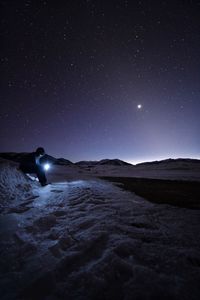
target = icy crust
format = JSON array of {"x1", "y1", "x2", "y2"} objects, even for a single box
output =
[
  {"x1": 0, "y1": 160, "x2": 199, "y2": 299},
  {"x1": 0, "y1": 158, "x2": 36, "y2": 213},
  {"x1": 0, "y1": 171, "x2": 200, "y2": 299}
]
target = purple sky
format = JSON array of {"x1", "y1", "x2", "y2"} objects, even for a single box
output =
[{"x1": 1, "y1": 1, "x2": 200, "y2": 163}]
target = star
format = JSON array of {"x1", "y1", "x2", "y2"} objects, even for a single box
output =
[{"x1": 137, "y1": 104, "x2": 142, "y2": 110}]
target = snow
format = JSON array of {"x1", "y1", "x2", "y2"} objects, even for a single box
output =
[
  {"x1": 86, "y1": 164, "x2": 200, "y2": 181},
  {"x1": 0, "y1": 158, "x2": 200, "y2": 299},
  {"x1": 0, "y1": 159, "x2": 36, "y2": 213}
]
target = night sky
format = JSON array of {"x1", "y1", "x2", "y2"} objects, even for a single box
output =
[{"x1": 1, "y1": 1, "x2": 200, "y2": 163}]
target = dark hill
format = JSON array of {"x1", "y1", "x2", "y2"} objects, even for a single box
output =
[
  {"x1": 0, "y1": 152, "x2": 73, "y2": 166},
  {"x1": 76, "y1": 159, "x2": 132, "y2": 166},
  {"x1": 136, "y1": 158, "x2": 200, "y2": 169},
  {"x1": 98, "y1": 159, "x2": 132, "y2": 166}
]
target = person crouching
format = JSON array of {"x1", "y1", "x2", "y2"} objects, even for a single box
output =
[{"x1": 19, "y1": 147, "x2": 48, "y2": 186}]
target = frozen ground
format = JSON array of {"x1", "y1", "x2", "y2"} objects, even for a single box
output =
[
  {"x1": 0, "y1": 158, "x2": 200, "y2": 299},
  {"x1": 85, "y1": 163, "x2": 200, "y2": 181}
]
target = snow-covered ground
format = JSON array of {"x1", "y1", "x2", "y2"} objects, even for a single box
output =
[
  {"x1": 85, "y1": 163, "x2": 200, "y2": 181},
  {"x1": 0, "y1": 158, "x2": 200, "y2": 299}
]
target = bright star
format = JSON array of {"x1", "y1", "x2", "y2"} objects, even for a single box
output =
[{"x1": 137, "y1": 104, "x2": 142, "y2": 109}]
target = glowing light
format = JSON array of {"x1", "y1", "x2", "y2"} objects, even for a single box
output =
[
  {"x1": 137, "y1": 104, "x2": 142, "y2": 109},
  {"x1": 44, "y1": 163, "x2": 50, "y2": 171}
]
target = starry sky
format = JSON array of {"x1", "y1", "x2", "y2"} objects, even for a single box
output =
[{"x1": 1, "y1": 0, "x2": 200, "y2": 163}]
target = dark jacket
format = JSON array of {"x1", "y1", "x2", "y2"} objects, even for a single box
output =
[
  {"x1": 19, "y1": 152, "x2": 41, "y2": 169},
  {"x1": 19, "y1": 152, "x2": 47, "y2": 185}
]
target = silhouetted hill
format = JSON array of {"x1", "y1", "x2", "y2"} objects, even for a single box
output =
[
  {"x1": 0, "y1": 153, "x2": 73, "y2": 166},
  {"x1": 56, "y1": 158, "x2": 74, "y2": 165},
  {"x1": 136, "y1": 158, "x2": 200, "y2": 169},
  {"x1": 76, "y1": 159, "x2": 132, "y2": 166},
  {"x1": 98, "y1": 159, "x2": 132, "y2": 166}
]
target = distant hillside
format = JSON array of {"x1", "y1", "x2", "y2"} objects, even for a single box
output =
[
  {"x1": 76, "y1": 159, "x2": 133, "y2": 166},
  {"x1": 75, "y1": 161, "x2": 98, "y2": 167},
  {"x1": 136, "y1": 158, "x2": 200, "y2": 169},
  {"x1": 56, "y1": 158, "x2": 74, "y2": 165},
  {"x1": 98, "y1": 159, "x2": 132, "y2": 166}
]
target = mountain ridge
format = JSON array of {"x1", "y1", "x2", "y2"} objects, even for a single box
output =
[{"x1": 0, "y1": 152, "x2": 199, "y2": 167}]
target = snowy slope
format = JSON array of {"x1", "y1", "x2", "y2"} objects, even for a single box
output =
[
  {"x1": 0, "y1": 159, "x2": 36, "y2": 213},
  {"x1": 0, "y1": 159, "x2": 200, "y2": 299}
]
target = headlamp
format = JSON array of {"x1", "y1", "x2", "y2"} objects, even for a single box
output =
[{"x1": 44, "y1": 163, "x2": 50, "y2": 171}]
